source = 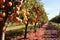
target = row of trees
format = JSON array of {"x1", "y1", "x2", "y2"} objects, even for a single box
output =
[
  {"x1": 0, "y1": 0, "x2": 48, "y2": 40},
  {"x1": 50, "y1": 12, "x2": 60, "y2": 23}
]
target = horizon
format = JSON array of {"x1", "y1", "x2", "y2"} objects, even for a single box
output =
[{"x1": 41, "y1": 0, "x2": 60, "y2": 20}]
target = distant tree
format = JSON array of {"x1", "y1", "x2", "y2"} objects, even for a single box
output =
[{"x1": 50, "y1": 12, "x2": 60, "y2": 23}]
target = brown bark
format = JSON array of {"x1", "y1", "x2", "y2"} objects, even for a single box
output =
[{"x1": 0, "y1": 21, "x2": 5, "y2": 40}]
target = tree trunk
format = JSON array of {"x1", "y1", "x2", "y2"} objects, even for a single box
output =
[
  {"x1": 24, "y1": 20, "x2": 29, "y2": 40},
  {"x1": 24, "y1": 23, "x2": 28, "y2": 40},
  {"x1": 34, "y1": 22, "x2": 37, "y2": 33},
  {"x1": 0, "y1": 21, "x2": 5, "y2": 40}
]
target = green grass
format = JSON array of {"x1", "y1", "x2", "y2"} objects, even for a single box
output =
[
  {"x1": 6, "y1": 24, "x2": 34, "y2": 38},
  {"x1": 50, "y1": 22, "x2": 60, "y2": 29},
  {"x1": 6, "y1": 25, "x2": 25, "y2": 31}
]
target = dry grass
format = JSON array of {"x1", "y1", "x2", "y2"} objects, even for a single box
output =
[{"x1": 6, "y1": 25, "x2": 25, "y2": 31}]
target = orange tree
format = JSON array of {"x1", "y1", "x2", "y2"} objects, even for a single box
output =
[
  {"x1": 31, "y1": 1, "x2": 48, "y2": 32},
  {"x1": 23, "y1": 0, "x2": 48, "y2": 39},
  {"x1": 0, "y1": 0, "x2": 24, "y2": 40},
  {"x1": 21, "y1": 0, "x2": 36, "y2": 39}
]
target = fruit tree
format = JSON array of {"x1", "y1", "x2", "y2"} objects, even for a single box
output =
[{"x1": 0, "y1": 0, "x2": 48, "y2": 40}]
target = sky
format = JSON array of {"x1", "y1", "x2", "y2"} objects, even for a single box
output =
[{"x1": 41, "y1": 0, "x2": 60, "y2": 20}]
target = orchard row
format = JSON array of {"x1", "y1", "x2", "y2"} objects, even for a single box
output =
[{"x1": 0, "y1": 0, "x2": 43, "y2": 25}]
